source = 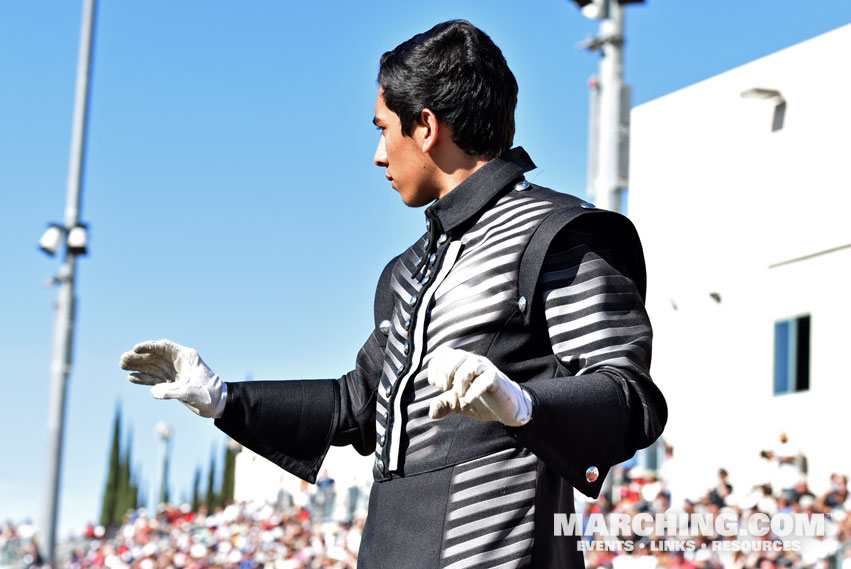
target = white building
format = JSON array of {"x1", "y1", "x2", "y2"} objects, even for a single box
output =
[
  {"x1": 234, "y1": 443, "x2": 373, "y2": 518},
  {"x1": 629, "y1": 24, "x2": 851, "y2": 500}
]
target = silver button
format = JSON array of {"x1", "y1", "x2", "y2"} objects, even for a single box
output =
[
  {"x1": 428, "y1": 253, "x2": 437, "y2": 266},
  {"x1": 378, "y1": 320, "x2": 391, "y2": 336},
  {"x1": 518, "y1": 296, "x2": 527, "y2": 313},
  {"x1": 415, "y1": 256, "x2": 423, "y2": 266},
  {"x1": 409, "y1": 294, "x2": 417, "y2": 306},
  {"x1": 586, "y1": 466, "x2": 599, "y2": 483},
  {"x1": 396, "y1": 364, "x2": 404, "y2": 375},
  {"x1": 384, "y1": 384, "x2": 392, "y2": 398},
  {"x1": 378, "y1": 433, "x2": 385, "y2": 446},
  {"x1": 403, "y1": 319, "x2": 411, "y2": 330},
  {"x1": 376, "y1": 458, "x2": 385, "y2": 472},
  {"x1": 382, "y1": 410, "x2": 388, "y2": 422},
  {"x1": 580, "y1": 201, "x2": 596, "y2": 209},
  {"x1": 403, "y1": 342, "x2": 409, "y2": 354},
  {"x1": 426, "y1": 219, "x2": 431, "y2": 231},
  {"x1": 424, "y1": 237, "x2": 430, "y2": 248},
  {"x1": 437, "y1": 234, "x2": 447, "y2": 245},
  {"x1": 514, "y1": 180, "x2": 530, "y2": 191}
]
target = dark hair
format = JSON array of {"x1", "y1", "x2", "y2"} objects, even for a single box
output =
[{"x1": 378, "y1": 20, "x2": 518, "y2": 159}]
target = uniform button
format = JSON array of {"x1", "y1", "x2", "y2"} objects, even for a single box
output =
[
  {"x1": 428, "y1": 253, "x2": 437, "y2": 266},
  {"x1": 426, "y1": 219, "x2": 431, "y2": 231},
  {"x1": 580, "y1": 201, "x2": 596, "y2": 209},
  {"x1": 586, "y1": 466, "x2": 599, "y2": 483},
  {"x1": 376, "y1": 458, "x2": 385, "y2": 472},
  {"x1": 415, "y1": 256, "x2": 423, "y2": 266},
  {"x1": 514, "y1": 180, "x2": 530, "y2": 191},
  {"x1": 378, "y1": 319, "x2": 391, "y2": 336},
  {"x1": 518, "y1": 296, "x2": 527, "y2": 313},
  {"x1": 403, "y1": 319, "x2": 411, "y2": 330},
  {"x1": 409, "y1": 294, "x2": 418, "y2": 306},
  {"x1": 378, "y1": 433, "x2": 385, "y2": 446},
  {"x1": 437, "y1": 234, "x2": 448, "y2": 245},
  {"x1": 421, "y1": 274, "x2": 430, "y2": 285},
  {"x1": 382, "y1": 410, "x2": 388, "y2": 422},
  {"x1": 396, "y1": 364, "x2": 405, "y2": 375},
  {"x1": 384, "y1": 384, "x2": 392, "y2": 398},
  {"x1": 403, "y1": 342, "x2": 409, "y2": 354},
  {"x1": 424, "y1": 237, "x2": 430, "y2": 248}
]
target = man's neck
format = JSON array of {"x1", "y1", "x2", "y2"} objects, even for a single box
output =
[{"x1": 433, "y1": 150, "x2": 491, "y2": 200}]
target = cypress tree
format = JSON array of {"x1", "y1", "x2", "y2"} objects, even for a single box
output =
[
  {"x1": 129, "y1": 470, "x2": 139, "y2": 514},
  {"x1": 221, "y1": 442, "x2": 237, "y2": 505},
  {"x1": 160, "y1": 447, "x2": 171, "y2": 505},
  {"x1": 116, "y1": 428, "x2": 133, "y2": 521},
  {"x1": 204, "y1": 452, "x2": 216, "y2": 512},
  {"x1": 116, "y1": 447, "x2": 129, "y2": 520},
  {"x1": 99, "y1": 407, "x2": 121, "y2": 528},
  {"x1": 191, "y1": 466, "x2": 201, "y2": 512}
]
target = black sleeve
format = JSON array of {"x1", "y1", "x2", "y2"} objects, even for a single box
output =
[
  {"x1": 214, "y1": 256, "x2": 398, "y2": 483},
  {"x1": 510, "y1": 212, "x2": 667, "y2": 497}
]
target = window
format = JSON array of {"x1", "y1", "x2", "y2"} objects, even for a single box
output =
[{"x1": 773, "y1": 315, "x2": 810, "y2": 395}]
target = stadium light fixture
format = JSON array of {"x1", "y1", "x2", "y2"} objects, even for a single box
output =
[
  {"x1": 740, "y1": 87, "x2": 785, "y2": 103},
  {"x1": 38, "y1": 224, "x2": 66, "y2": 256}
]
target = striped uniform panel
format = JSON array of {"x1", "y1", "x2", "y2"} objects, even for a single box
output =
[
  {"x1": 439, "y1": 447, "x2": 537, "y2": 569},
  {"x1": 540, "y1": 236, "x2": 651, "y2": 377},
  {"x1": 402, "y1": 194, "x2": 555, "y2": 460},
  {"x1": 374, "y1": 237, "x2": 428, "y2": 461}
]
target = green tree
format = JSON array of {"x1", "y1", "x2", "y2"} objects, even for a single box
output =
[
  {"x1": 99, "y1": 407, "x2": 122, "y2": 528},
  {"x1": 220, "y1": 441, "x2": 238, "y2": 505},
  {"x1": 191, "y1": 466, "x2": 201, "y2": 512},
  {"x1": 116, "y1": 429, "x2": 133, "y2": 521},
  {"x1": 160, "y1": 446, "x2": 171, "y2": 505},
  {"x1": 204, "y1": 452, "x2": 216, "y2": 512}
]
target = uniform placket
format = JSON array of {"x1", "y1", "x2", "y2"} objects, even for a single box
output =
[{"x1": 373, "y1": 218, "x2": 461, "y2": 478}]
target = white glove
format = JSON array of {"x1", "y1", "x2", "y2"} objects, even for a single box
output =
[
  {"x1": 119, "y1": 339, "x2": 226, "y2": 418},
  {"x1": 427, "y1": 347, "x2": 533, "y2": 427}
]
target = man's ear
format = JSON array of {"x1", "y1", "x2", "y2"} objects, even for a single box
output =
[{"x1": 419, "y1": 108, "x2": 440, "y2": 153}]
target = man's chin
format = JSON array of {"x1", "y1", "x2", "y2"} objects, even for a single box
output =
[{"x1": 400, "y1": 194, "x2": 432, "y2": 208}]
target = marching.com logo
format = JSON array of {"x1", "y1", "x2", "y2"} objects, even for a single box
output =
[{"x1": 554, "y1": 512, "x2": 825, "y2": 553}]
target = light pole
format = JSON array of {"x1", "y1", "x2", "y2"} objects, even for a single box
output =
[
  {"x1": 155, "y1": 421, "x2": 173, "y2": 507},
  {"x1": 571, "y1": 0, "x2": 643, "y2": 213},
  {"x1": 39, "y1": 0, "x2": 97, "y2": 565}
]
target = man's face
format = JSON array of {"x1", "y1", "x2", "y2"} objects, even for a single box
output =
[{"x1": 373, "y1": 90, "x2": 437, "y2": 207}]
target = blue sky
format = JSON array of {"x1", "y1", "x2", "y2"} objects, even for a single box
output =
[{"x1": 1, "y1": 1, "x2": 849, "y2": 539}]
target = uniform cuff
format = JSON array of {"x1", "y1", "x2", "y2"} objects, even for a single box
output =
[{"x1": 213, "y1": 381, "x2": 228, "y2": 419}]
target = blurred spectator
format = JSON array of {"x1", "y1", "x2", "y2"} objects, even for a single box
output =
[
  {"x1": 709, "y1": 468, "x2": 734, "y2": 508},
  {"x1": 761, "y1": 432, "x2": 804, "y2": 499}
]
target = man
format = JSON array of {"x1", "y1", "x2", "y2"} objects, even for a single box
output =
[{"x1": 121, "y1": 20, "x2": 667, "y2": 568}]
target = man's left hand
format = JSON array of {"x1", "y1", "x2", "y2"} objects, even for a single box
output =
[{"x1": 427, "y1": 347, "x2": 533, "y2": 427}]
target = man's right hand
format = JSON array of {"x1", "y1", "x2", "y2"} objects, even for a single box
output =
[{"x1": 119, "y1": 339, "x2": 226, "y2": 418}]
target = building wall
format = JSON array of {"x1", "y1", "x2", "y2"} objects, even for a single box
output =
[
  {"x1": 234, "y1": 443, "x2": 373, "y2": 510},
  {"x1": 628, "y1": 24, "x2": 851, "y2": 501}
]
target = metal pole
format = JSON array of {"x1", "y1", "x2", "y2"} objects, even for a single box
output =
[
  {"x1": 595, "y1": 0, "x2": 625, "y2": 212},
  {"x1": 154, "y1": 422, "x2": 172, "y2": 508},
  {"x1": 41, "y1": 0, "x2": 96, "y2": 564}
]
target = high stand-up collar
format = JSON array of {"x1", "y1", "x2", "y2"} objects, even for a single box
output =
[
  {"x1": 425, "y1": 146, "x2": 536, "y2": 237},
  {"x1": 411, "y1": 147, "x2": 536, "y2": 281}
]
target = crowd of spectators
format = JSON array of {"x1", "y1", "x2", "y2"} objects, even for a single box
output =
[
  {"x1": 578, "y1": 462, "x2": 851, "y2": 569},
  {"x1": 66, "y1": 502, "x2": 361, "y2": 569},
  {"x1": 3, "y1": 458, "x2": 849, "y2": 569}
]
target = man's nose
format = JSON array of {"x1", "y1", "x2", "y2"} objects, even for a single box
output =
[{"x1": 374, "y1": 135, "x2": 387, "y2": 167}]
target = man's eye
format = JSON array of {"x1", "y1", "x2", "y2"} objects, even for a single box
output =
[{"x1": 375, "y1": 125, "x2": 383, "y2": 132}]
